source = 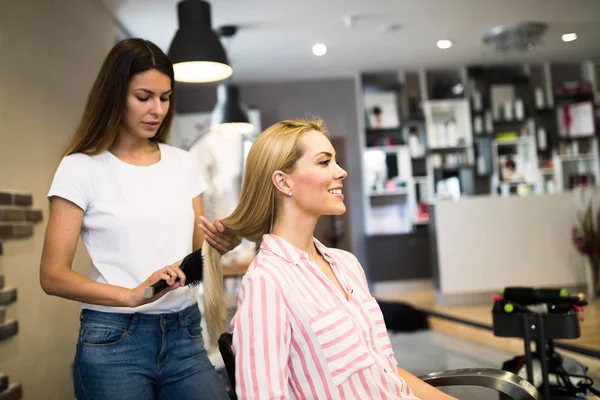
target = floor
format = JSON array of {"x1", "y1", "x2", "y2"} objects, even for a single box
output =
[
  {"x1": 377, "y1": 288, "x2": 600, "y2": 379},
  {"x1": 391, "y1": 330, "x2": 517, "y2": 399}
]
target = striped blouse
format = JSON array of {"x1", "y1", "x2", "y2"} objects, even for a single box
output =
[{"x1": 231, "y1": 234, "x2": 420, "y2": 399}]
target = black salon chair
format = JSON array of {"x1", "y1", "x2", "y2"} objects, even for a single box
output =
[{"x1": 218, "y1": 332, "x2": 541, "y2": 400}]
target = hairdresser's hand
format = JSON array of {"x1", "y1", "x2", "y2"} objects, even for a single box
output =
[
  {"x1": 199, "y1": 216, "x2": 242, "y2": 254},
  {"x1": 125, "y1": 260, "x2": 186, "y2": 307}
]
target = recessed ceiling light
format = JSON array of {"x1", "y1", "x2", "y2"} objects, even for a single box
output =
[
  {"x1": 437, "y1": 39, "x2": 453, "y2": 49},
  {"x1": 561, "y1": 33, "x2": 578, "y2": 42},
  {"x1": 312, "y1": 43, "x2": 327, "y2": 56}
]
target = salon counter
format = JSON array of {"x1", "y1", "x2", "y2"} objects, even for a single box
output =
[{"x1": 430, "y1": 193, "x2": 587, "y2": 306}]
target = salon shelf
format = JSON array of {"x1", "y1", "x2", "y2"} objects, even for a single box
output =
[
  {"x1": 368, "y1": 189, "x2": 408, "y2": 197},
  {"x1": 556, "y1": 135, "x2": 597, "y2": 140},
  {"x1": 427, "y1": 146, "x2": 469, "y2": 154},
  {"x1": 364, "y1": 145, "x2": 405, "y2": 153},
  {"x1": 557, "y1": 154, "x2": 595, "y2": 161},
  {"x1": 366, "y1": 127, "x2": 403, "y2": 135}
]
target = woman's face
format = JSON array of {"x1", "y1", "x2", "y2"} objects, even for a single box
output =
[
  {"x1": 122, "y1": 69, "x2": 172, "y2": 140},
  {"x1": 287, "y1": 130, "x2": 348, "y2": 217}
]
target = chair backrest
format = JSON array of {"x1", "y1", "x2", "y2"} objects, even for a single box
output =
[{"x1": 218, "y1": 332, "x2": 236, "y2": 390}]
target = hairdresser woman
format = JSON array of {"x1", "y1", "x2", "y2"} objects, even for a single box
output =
[{"x1": 40, "y1": 38, "x2": 238, "y2": 399}]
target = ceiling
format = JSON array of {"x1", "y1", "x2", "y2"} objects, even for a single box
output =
[{"x1": 99, "y1": 0, "x2": 600, "y2": 82}]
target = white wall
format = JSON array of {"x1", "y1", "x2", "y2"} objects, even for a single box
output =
[
  {"x1": 435, "y1": 193, "x2": 587, "y2": 302},
  {"x1": 0, "y1": 1, "x2": 116, "y2": 398}
]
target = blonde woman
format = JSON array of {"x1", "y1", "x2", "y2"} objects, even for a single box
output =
[{"x1": 204, "y1": 119, "x2": 457, "y2": 399}]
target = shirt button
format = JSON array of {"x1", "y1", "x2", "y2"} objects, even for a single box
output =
[
  {"x1": 351, "y1": 289, "x2": 354, "y2": 293},
  {"x1": 384, "y1": 368, "x2": 388, "y2": 373}
]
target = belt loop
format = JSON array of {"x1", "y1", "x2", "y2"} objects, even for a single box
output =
[
  {"x1": 178, "y1": 308, "x2": 186, "y2": 329},
  {"x1": 128, "y1": 313, "x2": 139, "y2": 333}
]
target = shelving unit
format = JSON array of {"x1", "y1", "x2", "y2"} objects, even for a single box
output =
[{"x1": 356, "y1": 60, "x2": 600, "y2": 284}]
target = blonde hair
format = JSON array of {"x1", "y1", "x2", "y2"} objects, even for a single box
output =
[{"x1": 203, "y1": 118, "x2": 328, "y2": 342}]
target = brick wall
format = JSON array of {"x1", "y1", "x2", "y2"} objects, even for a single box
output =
[{"x1": 0, "y1": 191, "x2": 43, "y2": 400}]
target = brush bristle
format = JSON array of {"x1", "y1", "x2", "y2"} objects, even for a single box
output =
[{"x1": 179, "y1": 248, "x2": 204, "y2": 287}]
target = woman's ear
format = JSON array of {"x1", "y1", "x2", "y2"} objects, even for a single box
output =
[{"x1": 272, "y1": 170, "x2": 292, "y2": 196}]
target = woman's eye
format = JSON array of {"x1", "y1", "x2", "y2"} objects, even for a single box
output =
[
  {"x1": 320, "y1": 159, "x2": 331, "y2": 166},
  {"x1": 160, "y1": 97, "x2": 170, "y2": 102},
  {"x1": 136, "y1": 97, "x2": 149, "y2": 102}
]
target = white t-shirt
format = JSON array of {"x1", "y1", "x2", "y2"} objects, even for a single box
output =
[{"x1": 48, "y1": 143, "x2": 207, "y2": 314}]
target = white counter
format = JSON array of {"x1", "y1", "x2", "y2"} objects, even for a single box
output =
[{"x1": 434, "y1": 193, "x2": 587, "y2": 305}]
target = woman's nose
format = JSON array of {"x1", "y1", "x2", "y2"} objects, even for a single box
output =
[
  {"x1": 336, "y1": 164, "x2": 348, "y2": 180},
  {"x1": 149, "y1": 98, "x2": 163, "y2": 116}
]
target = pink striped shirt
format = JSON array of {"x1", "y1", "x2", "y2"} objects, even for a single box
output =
[{"x1": 231, "y1": 234, "x2": 420, "y2": 399}]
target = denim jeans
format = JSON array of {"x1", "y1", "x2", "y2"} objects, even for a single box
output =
[{"x1": 72, "y1": 304, "x2": 229, "y2": 400}]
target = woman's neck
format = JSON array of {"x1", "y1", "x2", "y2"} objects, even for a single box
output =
[
  {"x1": 110, "y1": 133, "x2": 158, "y2": 161},
  {"x1": 271, "y1": 210, "x2": 319, "y2": 260}
]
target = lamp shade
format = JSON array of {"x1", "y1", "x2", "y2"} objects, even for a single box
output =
[
  {"x1": 211, "y1": 83, "x2": 255, "y2": 135},
  {"x1": 168, "y1": 0, "x2": 232, "y2": 83}
]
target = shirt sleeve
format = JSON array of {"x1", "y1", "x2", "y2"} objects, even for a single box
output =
[
  {"x1": 47, "y1": 154, "x2": 92, "y2": 211},
  {"x1": 232, "y1": 272, "x2": 291, "y2": 399}
]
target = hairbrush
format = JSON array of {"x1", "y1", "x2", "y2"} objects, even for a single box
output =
[{"x1": 143, "y1": 247, "x2": 204, "y2": 298}]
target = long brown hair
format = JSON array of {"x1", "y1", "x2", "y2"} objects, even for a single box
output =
[
  {"x1": 203, "y1": 119, "x2": 327, "y2": 344},
  {"x1": 63, "y1": 38, "x2": 175, "y2": 157}
]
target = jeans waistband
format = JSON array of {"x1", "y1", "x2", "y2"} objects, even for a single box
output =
[{"x1": 80, "y1": 303, "x2": 200, "y2": 331}]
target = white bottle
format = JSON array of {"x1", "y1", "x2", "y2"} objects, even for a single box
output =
[
  {"x1": 474, "y1": 116, "x2": 483, "y2": 134},
  {"x1": 477, "y1": 155, "x2": 486, "y2": 175},
  {"x1": 473, "y1": 90, "x2": 482, "y2": 111},
  {"x1": 504, "y1": 101, "x2": 513, "y2": 121},
  {"x1": 515, "y1": 98, "x2": 525, "y2": 120},
  {"x1": 409, "y1": 134, "x2": 422, "y2": 157},
  {"x1": 446, "y1": 120, "x2": 457, "y2": 146},
  {"x1": 485, "y1": 110, "x2": 494, "y2": 133},
  {"x1": 535, "y1": 87, "x2": 545, "y2": 109},
  {"x1": 537, "y1": 127, "x2": 547, "y2": 150}
]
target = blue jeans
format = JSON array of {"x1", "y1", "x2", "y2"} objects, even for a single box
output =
[{"x1": 72, "y1": 304, "x2": 229, "y2": 400}]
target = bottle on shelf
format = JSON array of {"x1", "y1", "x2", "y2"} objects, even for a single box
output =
[
  {"x1": 485, "y1": 110, "x2": 494, "y2": 133},
  {"x1": 474, "y1": 115, "x2": 483, "y2": 134},
  {"x1": 535, "y1": 87, "x2": 545, "y2": 110},
  {"x1": 473, "y1": 89, "x2": 482, "y2": 111},
  {"x1": 515, "y1": 98, "x2": 525, "y2": 120},
  {"x1": 504, "y1": 100, "x2": 513, "y2": 121},
  {"x1": 537, "y1": 127, "x2": 547, "y2": 150}
]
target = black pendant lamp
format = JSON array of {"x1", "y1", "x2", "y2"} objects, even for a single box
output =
[
  {"x1": 211, "y1": 83, "x2": 255, "y2": 135},
  {"x1": 168, "y1": 0, "x2": 232, "y2": 83}
]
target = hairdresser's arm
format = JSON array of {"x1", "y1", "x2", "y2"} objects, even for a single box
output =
[
  {"x1": 396, "y1": 367, "x2": 458, "y2": 400},
  {"x1": 40, "y1": 197, "x2": 184, "y2": 307},
  {"x1": 232, "y1": 272, "x2": 291, "y2": 399}
]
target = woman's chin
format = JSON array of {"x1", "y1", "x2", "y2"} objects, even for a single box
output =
[{"x1": 324, "y1": 204, "x2": 346, "y2": 216}]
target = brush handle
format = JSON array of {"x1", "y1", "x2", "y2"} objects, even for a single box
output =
[{"x1": 144, "y1": 277, "x2": 181, "y2": 299}]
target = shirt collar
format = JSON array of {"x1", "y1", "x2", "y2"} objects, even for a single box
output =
[{"x1": 260, "y1": 234, "x2": 334, "y2": 266}]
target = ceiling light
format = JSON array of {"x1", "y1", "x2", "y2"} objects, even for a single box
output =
[
  {"x1": 561, "y1": 33, "x2": 578, "y2": 42},
  {"x1": 312, "y1": 43, "x2": 327, "y2": 56},
  {"x1": 436, "y1": 40, "x2": 453, "y2": 50},
  {"x1": 211, "y1": 83, "x2": 255, "y2": 135},
  {"x1": 168, "y1": 0, "x2": 232, "y2": 83}
]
